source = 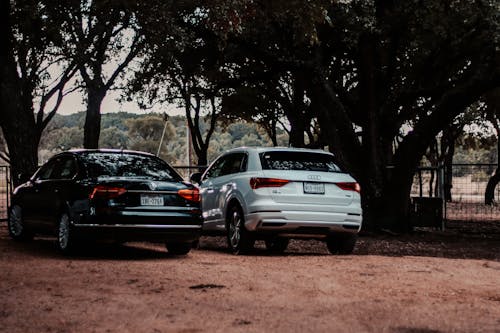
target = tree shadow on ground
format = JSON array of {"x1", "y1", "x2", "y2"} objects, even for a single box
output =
[
  {"x1": 199, "y1": 220, "x2": 500, "y2": 260},
  {"x1": 0, "y1": 226, "x2": 188, "y2": 260}
]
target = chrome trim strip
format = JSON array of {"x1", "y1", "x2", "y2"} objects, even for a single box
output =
[
  {"x1": 127, "y1": 190, "x2": 178, "y2": 194},
  {"x1": 74, "y1": 224, "x2": 202, "y2": 229}
]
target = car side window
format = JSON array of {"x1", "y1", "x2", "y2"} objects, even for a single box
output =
[
  {"x1": 219, "y1": 153, "x2": 246, "y2": 177},
  {"x1": 36, "y1": 160, "x2": 57, "y2": 181},
  {"x1": 43, "y1": 156, "x2": 77, "y2": 180},
  {"x1": 203, "y1": 153, "x2": 247, "y2": 181},
  {"x1": 203, "y1": 157, "x2": 226, "y2": 180},
  {"x1": 55, "y1": 157, "x2": 77, "y2": 180}
]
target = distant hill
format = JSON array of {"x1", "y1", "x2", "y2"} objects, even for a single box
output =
[{"x1": 39, "y1": 112, "x2": 288, "y2": 165}]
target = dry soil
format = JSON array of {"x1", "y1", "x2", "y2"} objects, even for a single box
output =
[{"x1": 0, "y1": 221, "x2": 499, "y2": 333}]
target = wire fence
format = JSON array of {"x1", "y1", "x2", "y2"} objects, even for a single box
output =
[
  {"x1": 445, "y1": 164, "x2": 500, "y2": 222},
  {"x1": 0, "y1": 166, "x2": 11, "y2": 221},
  {"x1": 411, "y1": 164, "x2": 500, "y2": 222}
]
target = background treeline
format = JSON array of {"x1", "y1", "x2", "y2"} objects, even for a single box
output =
[
  {"x1": 36, "y1": 112, "x2": 498, "y2": 167},
  {"x1": 38, "y1": 112, "x2": 288, "y2": 165}
]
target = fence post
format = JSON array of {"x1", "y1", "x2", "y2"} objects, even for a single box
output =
[{"x1": 438, "y1": 164, "x2": 446, "y2": 230}]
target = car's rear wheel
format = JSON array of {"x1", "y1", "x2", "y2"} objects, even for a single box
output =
[
  {"x1": 265, "y1": 237, "x2": 289, "y2": 253},
  {"x1": 166, "y1": 242, "x2": 192, "y2": 255},
  {"x1": 326, "y1": 233, "x2": 357, "y2": 254},
  {"x1": 226, "y1": 205, "x2": 254, "y2": 255},
  {"x1": 8, "y1": 205, "x2": 33, "y2": 241},
  {"x1": 58, "y1": 213, "x2": 80, "y2": 254}
]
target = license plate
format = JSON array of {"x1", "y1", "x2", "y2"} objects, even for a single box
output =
[
  {"x1": 140, "y1": 194, "x2": 164, "y2": 206},
  {"x1": 303, "y1": 182, "x2": 325, "y2": 194}
]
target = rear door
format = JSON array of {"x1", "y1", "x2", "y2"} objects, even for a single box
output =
[
  {"x1": 22, "y1": 160, "x2": 57, "y2": 226},
  {"x1": 201, "y1": 153, "x2": 247, "y2": 227}
]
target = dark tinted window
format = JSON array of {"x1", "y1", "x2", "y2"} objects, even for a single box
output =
[
  {"x1": 51, "y1": 157, "x2": 77, "y2": 180},
  {"x1": 36, "y1": 161, "x2": 57, "y2": 180},
  {"x1": 80, "y1": 152, "x2": 181, "y2": 181},
  {"x1": 259, "y1": 151, "x2": 342, "y2": 173}
]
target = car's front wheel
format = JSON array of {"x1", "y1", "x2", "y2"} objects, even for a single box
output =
[
  {"x1": 166, "y1": 242, "x2": 192, "y2": 255},
  {"x1": 326, "y1": 233, "x2": 357, "y2": 255},
  {"x1": 58, "y1": 213, "x2": 80, "y2": 254},
  {"x1": 226, "y1": 205, "x2": 254, "y2": 255},
  {"x1": 8, "y1": 205, "x2": 33, "y2": 241},
  {"x1": 265, "y1": 237, "x2": 289, "y2": 253}
]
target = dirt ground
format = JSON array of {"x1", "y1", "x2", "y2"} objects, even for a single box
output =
[{"x1": 0, "y1": 221, "x2": 499, "y2": 333}]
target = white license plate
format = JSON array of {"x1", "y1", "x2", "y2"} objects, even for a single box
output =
[
  {"x1": 303, "y1": 182, "x2": 325, "y2": 194},
  {"x1": 140, "y1": 194, "x2": 164, "y2": 206}
]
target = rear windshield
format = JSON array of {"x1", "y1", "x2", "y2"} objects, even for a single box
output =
[
  {"x1": 80, "y1": 152, "x2": 182, "y2": 181},
  {"x1": 259, "y1": 151, "x2": 342, "y2": 173}
]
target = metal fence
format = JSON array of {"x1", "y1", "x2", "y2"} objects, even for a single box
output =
[
  {"x1": 0, "y1": 166, "x2": 11, "y2": 221},
  {"x1": 445, "y1": 164, "x2": 500, "y2": 222},
  {"x1": 411, "y1": 164, "x2": 500, "y2": 222}
]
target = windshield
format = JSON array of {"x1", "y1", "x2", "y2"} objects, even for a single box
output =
[
  {"x1": 259, "y1": 151, "x2": 342, "y2": 173},
  {"x1": 80, "y1": 152, "x2": 182, "y2": 181}
]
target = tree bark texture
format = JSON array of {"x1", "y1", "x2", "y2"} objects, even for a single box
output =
[
  {"x1": 83, "y1": 88, "x2": 106, "y2": 149},
  {"x1": 0, "y1": 1, "x2": 39, "y2": 186}
]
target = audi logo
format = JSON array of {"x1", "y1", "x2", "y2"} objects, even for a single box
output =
[{"x1": 307, "y1": 175, "x2": 321, "y2": 180}]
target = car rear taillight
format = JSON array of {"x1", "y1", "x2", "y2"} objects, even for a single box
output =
[
  {"x1": 335, "y1": 182, "x2": 361, "y2": 193},
  {"x1": 250, "y1": 177, "x2": 290, "y2": 189},
  {"x1": 89, "y1": 185, "x2": 127, "y2": 200},
  {"x1": 178, "y1": 188, "x2": 200, "y2": 203}
]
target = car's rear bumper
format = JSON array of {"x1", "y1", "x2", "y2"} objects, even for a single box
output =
[
  {"x1": 72, "y1": 223, "x2": 202, "y2": 242},
  {"x1": 245, "y1": 210, "x2": 362, "y2": 237},
  {"x1": 72, "y1": 211, "x2": 203, "y2": 242}
]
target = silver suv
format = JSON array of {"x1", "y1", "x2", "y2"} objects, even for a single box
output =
[{"x1": 191, "y1": 147, "x2": 362, "y2": 254}]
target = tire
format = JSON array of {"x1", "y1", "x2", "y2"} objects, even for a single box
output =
[
  {"x1": 7, "y1": 205, "x2": 33, "y2": 241},
  {"x1": 265, "y1": 237, "x2": 289, "y2": 253},
  {"x1": 326, "y1": 233, "x2": 357, "y2": 255},
  {"x1": 166, "y1": 242, "x2": 192, "y2": 255},
  {"x1": 226, "y1": 205, "x2": 254, "y2": 255},
  {"x1": 57, "y1": 212, "x2": 80, "y2": 254}
]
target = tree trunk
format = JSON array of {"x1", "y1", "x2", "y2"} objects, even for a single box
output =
[
  {"x1": 83, "y1": 88, "x2": 106, "y2": 149},
  {"x1": 196, "y1": 151, "x2": 208, "y2": 167},
  {"x1": 0, "y1": 1, "x2": 39, "y2": 186},
  {"x1": 0, "y1": 104, "x2": 39, "y2": 186},
  {"x1": 485, "y1": 168, "x2": 500, "y2": 205},
  {"x1": 442, "y1": 132, "x2": 455, "y2": 202},
  {"x1": 484, "y1": 113, "x2": 500, "y2": 205},
  {"x1": 288, "y1": 116, "x2": 306, "y2": 147},
  {"x1": 0, "y1": 80, "x2": 39, "y2": 186}
]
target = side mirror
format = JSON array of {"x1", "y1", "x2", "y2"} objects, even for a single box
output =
[{"x1": 190, "y1": 172, "x2": 202, "y2": 185}]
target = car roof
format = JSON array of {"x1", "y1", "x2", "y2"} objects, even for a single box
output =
[
  {"x1": 45, "y1": 149, "x2": 156, "y2": 162},
  {"x1": 223, "y1": 146, "x2": 333, "y2": 155},
  {"x1": 67, "y1": 149, "x2": 155, "y2": 157}
]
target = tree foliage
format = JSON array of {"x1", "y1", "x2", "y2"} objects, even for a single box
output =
[
  {"x1": 213, "y1": 0, "x2": 499, "y2": 229},
  {"x1": 51, "y1": 0, "x2": 144, "y2": 148},
  {"x1": 0, "y1": 0, "x2": 77, "y2": 184}
]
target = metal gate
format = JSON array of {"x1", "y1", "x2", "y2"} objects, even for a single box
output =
[
  {"x1": 411, "y1": 164, "x2": 500, "y2": 224},
  {"x1": 0, "y1": 166, "x2": 11, "y2": 222}
]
